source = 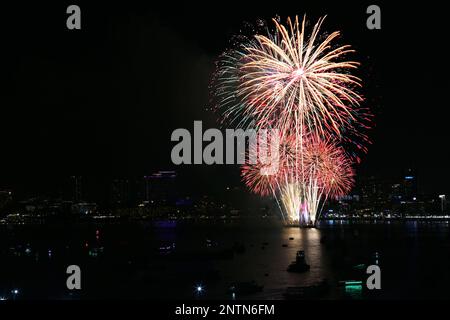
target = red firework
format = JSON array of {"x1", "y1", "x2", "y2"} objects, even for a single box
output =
[
  {"x1": 240, "y1": 131, "x2": 294, "y2": 196},
  {"x1": 303, "y1": 136, "x2": 355, "y2": 199}
]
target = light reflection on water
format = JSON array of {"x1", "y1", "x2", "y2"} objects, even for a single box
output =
[
  {"x1": 213, "y1": 227, "x2": 328, "y2": 299},
  {"x1": 161, "y1": 224, "x2": 334, "y2": 299},
  {"x1": 2, "y1": 220, "x2": 450, "y2": 299},
  {"x1": 157, "y1": 220, "x2": 450, "y2": 299}
]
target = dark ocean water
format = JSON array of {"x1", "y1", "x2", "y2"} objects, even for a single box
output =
[{"x1": 1, "y1": 219, "x2": 450, "y2": 300}]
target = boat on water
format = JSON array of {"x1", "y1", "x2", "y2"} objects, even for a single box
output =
[
  {"x1": 169, "y1": 238, "x2": 234, "y2": 261},
  {"x1": 371, "y1": 251, "x2": 381, "y2": 265},
  {"x1": 338, "y1": 280, "x2": 363, "y2": 287},
  {"x1": 157, "y1": 242, "x2": 176, "y2": 255},
  {"x1": 287, "y1": 250, "x2": 310, "y2": 273}
]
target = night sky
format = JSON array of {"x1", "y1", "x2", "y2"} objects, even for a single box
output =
[{"x1": 2, "y1": 1, "x2": 449, "y2": 199}]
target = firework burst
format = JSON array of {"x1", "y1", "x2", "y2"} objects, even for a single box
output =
[
  {"x1": 303, "y1": 136, "x2": 355, "y2": 199},
  {"x1": 213, "y1": 16, "x2": 370, "y2": 144},
  {"x1": 213, "y1": 15, "x2": 371, "y2": 227}
]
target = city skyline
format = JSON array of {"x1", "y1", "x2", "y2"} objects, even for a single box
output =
[{"x1": 2, "y1": 167, "x2": 447, "y2": 220}]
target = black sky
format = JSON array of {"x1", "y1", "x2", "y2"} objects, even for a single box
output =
[{"x1": 2, "y1": 1, "x2": 449, "y2": 198}]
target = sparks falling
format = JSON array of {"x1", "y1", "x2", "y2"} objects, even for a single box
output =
[{"x1": 212, "y1": 15, "x2": 372, "y2": 226}]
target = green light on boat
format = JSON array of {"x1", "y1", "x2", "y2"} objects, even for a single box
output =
[
  {"x1": 344, "y1": 281, "x2": 362, "y2": 286},
  {"x1": 345, "y1": 285, "x2": 362, "y2": 290}
]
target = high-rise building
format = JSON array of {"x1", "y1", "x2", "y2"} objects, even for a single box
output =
[
  {"x1": 402, "y1": 168, "x2": 418, "y2": 201},
  {"x1": 0, "y1": 189, "x2": 13, "y2": 211},
  {"x1": 71, "y1": 176, "x2": 82, "y2": 202},
  {"x1": 390, "y1": 183, "x2": 402, "y2": 201},
  {"x1": 359, "y1": 176, "x2": 384, "y2": 202},
  {"x1": 142, "y1": 171, "x2": 176, "y2": 203},
  {"x1": 111, "y1": 179, "x2": 130, "y2": 207}
]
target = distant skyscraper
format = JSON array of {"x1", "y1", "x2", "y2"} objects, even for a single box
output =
[
  {"x1": 111, "y1": 179, "x2": 130, "y2": 206},
  {"x1": 71, "y1": 176, "x2": 82, "y2": 202},
  {"x1": 390, "y1": 183, "x2": 402, "y2": 200},
  {"x1": 360, "y1": 176, "x2": 383, "y2": 201},
  {"x1": 142, "y1": 171, "x2": 176, "y2": 203},
  {"x1": 402, "y1": 168, "x2": 418, "y2": 201},
  {"x1": 0, "y1": 189, "x2": 13, "y2": 211}
]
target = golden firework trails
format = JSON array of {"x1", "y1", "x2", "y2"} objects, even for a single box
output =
[{"x1": 212, "y1": 15, "x2": 371, "y2": 226}]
